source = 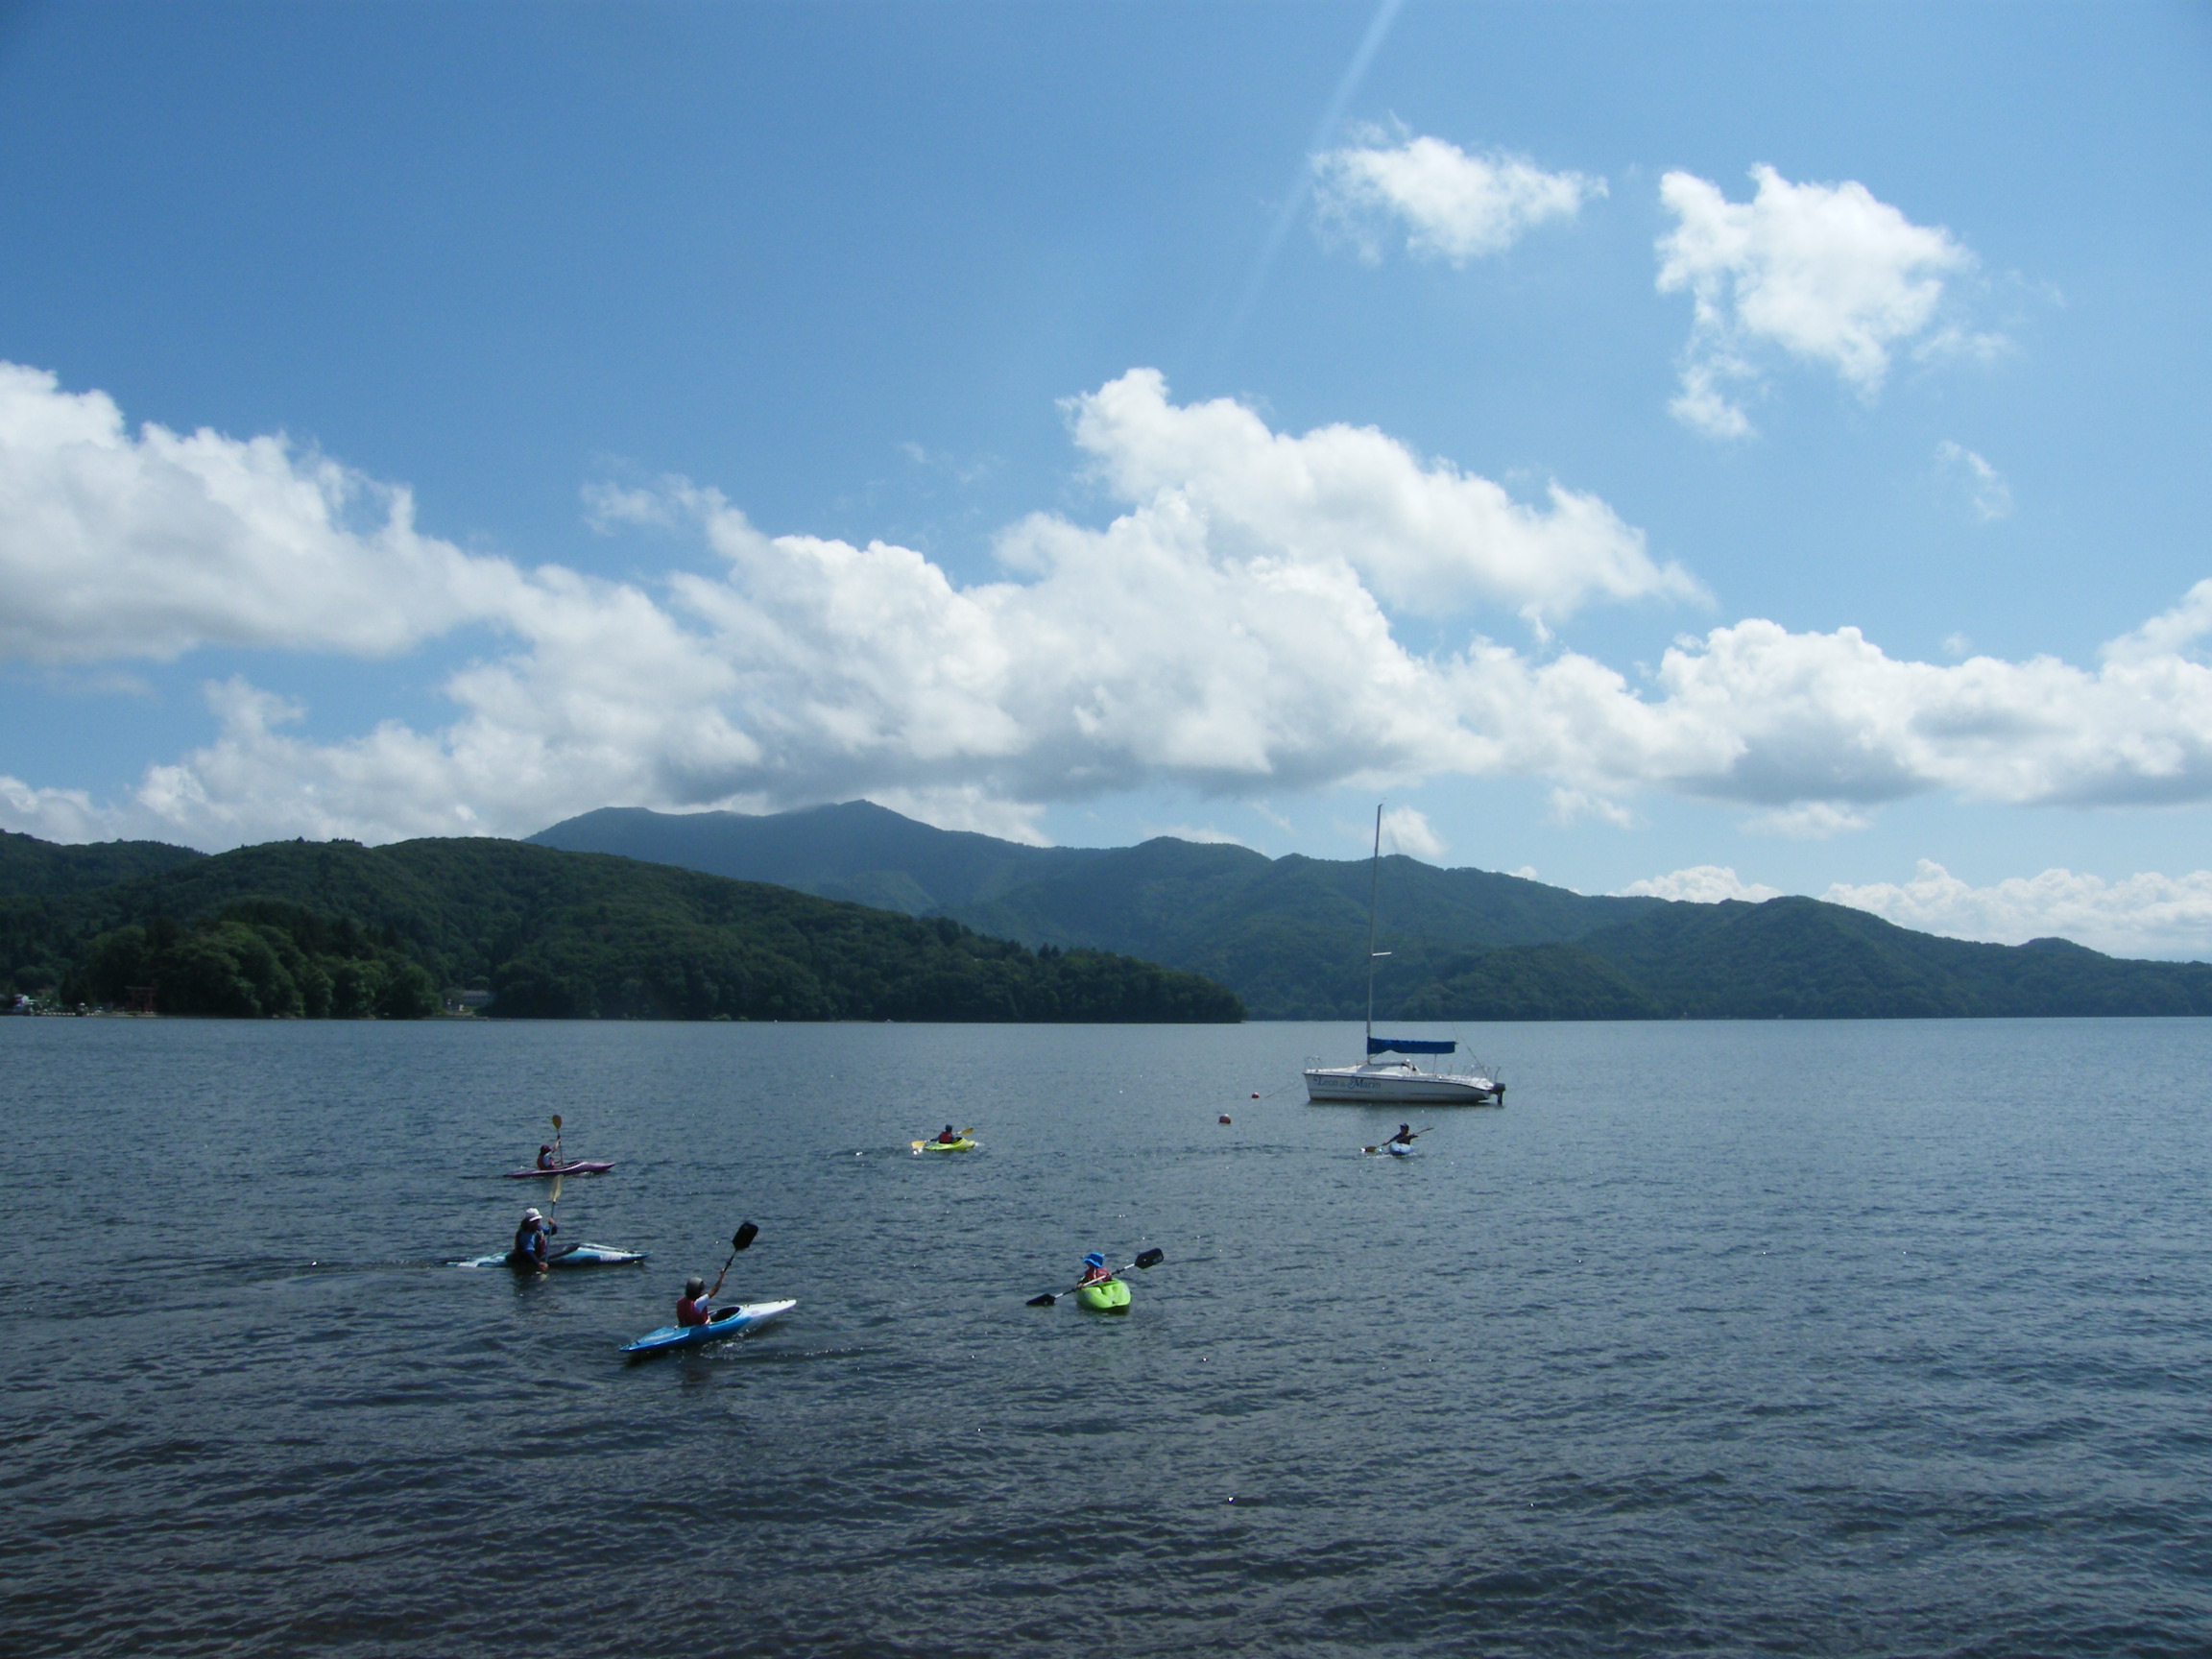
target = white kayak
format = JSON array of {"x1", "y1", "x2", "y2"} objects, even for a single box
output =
[
  {"x1": 458, "y1": 1242, "x2": 650, "y2": 1269},
  {"x1": 621, "y1": 1299, "x2": 798, "y2": 1356}
]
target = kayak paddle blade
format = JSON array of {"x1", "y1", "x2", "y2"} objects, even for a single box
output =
[
  {"x1": 1025, "y1": 1292, "x2": 1058, "y2": 1307},
  {"x1": 1135, "y1": 1248, "x2": 1165, "y2": 1270},
  {"x1": 732, "y1": 1221, "x2": 759, "y2": 1253},
  {"x1": 551, "y1": 1114, "x2": 563, "y2": 1130}
]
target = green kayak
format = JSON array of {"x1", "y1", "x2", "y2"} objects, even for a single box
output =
[{"x1": 1076, "y1": 1277, "x2": 1131, "y2": 1311}]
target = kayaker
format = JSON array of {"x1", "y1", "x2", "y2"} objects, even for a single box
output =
[
  {"x1": 513, "y1": 1207, "x2": 558, "y2": 1270},
  {"x1": 1077, "y1": 1251, "x2": 1112, "y2": 1287},
  {"x1": 536, "y1": 1143, "x2": 561, "y2": 1170},
  {"x1": 678, "y1": 1265, "x2": 730, "y2": 1327},
  {"x1": 1386, "y1": 1123, "x2": 1417, "y2": 1148},
  {"x1": 936, "y1": 1125, "x2": 961, "y2": 1145}
]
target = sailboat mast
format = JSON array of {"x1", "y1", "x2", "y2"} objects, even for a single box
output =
[{"x1": 1365, "y1": 803, "x2": 1382, "y2": 1046}]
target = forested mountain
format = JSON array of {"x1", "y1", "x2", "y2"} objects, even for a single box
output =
[
  {"x1": 0, "y1": 836, "x2": 1243, "y2": 1022},
  {"x1": 0, "y1": 829, "x2": 204, "y2": 896},
  {"x1": 533, "y1": 802, "x2": 2212, "y2": 1020}
]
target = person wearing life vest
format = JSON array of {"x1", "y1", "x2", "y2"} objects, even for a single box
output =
[
  {"x1": 513, "y1": 1208, "x2": 558, "y2": 1270},
  {"x1": 678, "y1": 1261, "x2": 732, "y2": 1327},
  {"x1": 536, "y1": 1143, "x2": 561, "y2": 1170},
  {"x1": 936, "y1": 1125, "x2": 961, "y2": 1144},
  {"x1": 1077, "y1": 1251, "x2": 1113, "y2": 1287}
]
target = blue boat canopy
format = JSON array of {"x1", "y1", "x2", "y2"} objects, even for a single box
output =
[{"x1": 1368, "y1": 1036, "x2": 1455, "y2": 1055}]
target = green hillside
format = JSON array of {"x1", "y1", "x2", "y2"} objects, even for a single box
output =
[
  {"x1": 0, "y1": 829, "x2": 204, "y2": 897},
  {"x1": 527, "y1": 802, "x2": 2212, "y2": 1020},
  {"x1": 531, "y1": 802, "x2": 1103, "y2": 911},
  {"x1": 0, "y1": 836, "x2": 1243, "y2": 1022}
]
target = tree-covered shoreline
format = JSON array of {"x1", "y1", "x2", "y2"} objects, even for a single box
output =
[{"x1": 0, "y1": 834, "x2": 1244, "y2": 1023}]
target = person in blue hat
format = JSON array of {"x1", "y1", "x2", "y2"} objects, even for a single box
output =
[{"x1": 1077, "y1": 1251, "x2": 1112, "y2": 1288}]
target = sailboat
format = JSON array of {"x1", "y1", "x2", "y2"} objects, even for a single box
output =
[{"x1": 1302, "y1": 805, "x2": 1506, "y2": 1107}]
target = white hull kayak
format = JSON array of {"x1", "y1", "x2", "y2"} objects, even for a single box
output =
[
  {"x1": 621, "y1": 1298, "x2": 797, "y2": 1355},
  {"x1": 457, "y1": 1241, "x2": 649, "y2": 1269},
  {"x1": 1304, "y1": 1062, "x2": 1503, "y2": 1105}
]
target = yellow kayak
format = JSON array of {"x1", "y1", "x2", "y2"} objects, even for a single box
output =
[{"x1": 911, "y1": 1137, "x2": 976, "y2": 1153}]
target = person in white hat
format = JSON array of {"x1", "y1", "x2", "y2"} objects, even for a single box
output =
[{"x1": 512, "y1": 1207, "x2": 558, "y2": 1272}]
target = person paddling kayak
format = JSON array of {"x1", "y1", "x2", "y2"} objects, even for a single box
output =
[
  {"x1": 678, "y1": 1260, "x2": 733, "y2": 1327},
  {"x1": 1077, "y1": 1251, "x2": 1113, "y2": 1287},
  {"x1": 513, "y1": 1207, "x2": 558, "y2": 1270},
  {"x1": 536, "y1": 1143, "x2": 561, "y2": 1170},
  {"x1": 1385, "y1": 1123, "x2": 1417, "y2": 1148},
  {"x1": 935, "y1": 1125, "x2": 962, "y2": 1145}
]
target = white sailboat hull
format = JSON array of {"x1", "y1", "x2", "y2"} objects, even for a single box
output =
[{"x1": 1303, "y1": 1063, "x2": 1503, "y2": 1106}]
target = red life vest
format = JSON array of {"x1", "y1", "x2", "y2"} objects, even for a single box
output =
[{"x1": 677, "y1": 1294, "x2": 711, "y2": 1327}]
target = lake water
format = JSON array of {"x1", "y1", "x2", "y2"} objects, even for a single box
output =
[{"x1": 5, "y1": 1016, "x2": 2210, "y2": 1657}]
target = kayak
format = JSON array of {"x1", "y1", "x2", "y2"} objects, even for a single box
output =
[
  {"x1": 458, "y1": 1241, "x2": 649, "y2": 1269},
  {"x1": 911, "y1": 1139, "x2": 975, "y2": 1154},
  {"x1": 1385, "y1": 1142, "x2": 1415, "y2": 1157},
  {"x1": 1075, "y1": 1278, "x2": 1131, "y2": 1312},
  {"x1": 621, "y1": 1299, "x2": 798, "y2": 1355},
  {"x1": 505, "y1": 1161, "x2": 614, "y2": 1179}
]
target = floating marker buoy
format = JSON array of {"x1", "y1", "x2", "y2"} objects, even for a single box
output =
[{"x1": 1218, "y1": 1114, "x2": 1232, "y2": 1125}]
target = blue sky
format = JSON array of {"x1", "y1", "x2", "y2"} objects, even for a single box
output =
[{"x1": 2, "y1": 2, "x2": 2210, "y2": 956}]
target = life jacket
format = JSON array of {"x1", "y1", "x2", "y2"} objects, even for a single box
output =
[
  {"x1": 1079, "y1": 1265, "x2": 1112, "y2": 1286},
  {"x1": 938, "y1": 1131, "x2": 958, "y2": 1143},
  {"x1": 677, "y1": 1294, "x2": 711, "y2": 1327},
  {"x1": 538, "y1": 1150, "x2": 558, "y2": 1169},
  {"x1": 515, "y1": 1222, "x2": 549, "y2": 1261}
]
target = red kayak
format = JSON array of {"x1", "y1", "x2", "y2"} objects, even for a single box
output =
[{"x1": 504, "y1": 1160, "x2": 614, "y2": 1179}]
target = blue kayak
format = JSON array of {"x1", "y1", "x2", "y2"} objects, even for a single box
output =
[{"x1": 621, "y1": 1298, "x2": 797, "y2": 1356}]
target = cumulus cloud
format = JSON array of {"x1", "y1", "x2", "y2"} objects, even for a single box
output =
[
  {"x1": 0, "y1": 363, "x2": 525, "y2": 662},
  {"x1": 1936, "y1": 441, "x2": 2012, "y2": 521},
  {"x1": 1380, "y1": 805, "x2": 1446, "y2": 860},
  {"x1": 1657, "y1": 165, "x2": 1981, "y2": 437},
  {"x1": 1824, "y1": 860, "x2": 2212, "y2": 960},
  {"x1": 1617, "y1": 865, "x2": 1782, "y2": 903},
  {"x1": 1057, "y1": 369, "x2": 1697, "y2": 627},
  {"x1": 1313, "y1": 129, "x2": 1605, "y2": 265},
  {"x1": 3, "y1": 362, "x2": 2211, "y2": 853}
]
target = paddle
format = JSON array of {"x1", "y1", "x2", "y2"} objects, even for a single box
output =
[
  {"x1": 707, "y1": 1221, "x2": 759, "y2": 1301},
  {"x1": 1026, "y1": 1246, "x2": 1165, "y2": 1306},
  {"x1": 1362, "y1": 1126, "x2": 1433, "y2": 1154},
  {"x1": 550, "y1": 1113, "x2": 564, "y2": 1164}
]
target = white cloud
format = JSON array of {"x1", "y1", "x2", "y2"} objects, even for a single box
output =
[
  {"x1": 1743, "y1": 800, "x2": 1872, "y2": 838},
  {"x1": 3, "y1": 362, "x2": 2211, "y2": 854},
  {"x1": 0, "y1": 363, "x2": 525, "y2": 662},
  {"x1": 1547, "y1": 787, "x2": 1636, "y2": 829},
  {"x1": 1617, "y1": 865, "x2": 1782, "y2": 903},
  {"x1": 1058, "y1": 368, "x2": 1699, "y2": 628},
  {"x1": 1657, "y1": 165, "x2": 1981, "y2": 437},
  {"x1": 1313, "y1": 129, "x2": 1604, "y2": 265},
  {"x1": 1380, "y1": 805, "x2": 1446, "y2": 860},
  {"x1": 1936, "y1": 441, "x2": 2013, "y2": 521},
  {"x1": 1825, "y1": 860, "x2": 2212, "y2": 960}
]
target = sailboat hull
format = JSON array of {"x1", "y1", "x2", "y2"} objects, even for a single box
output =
[{"x1": 1303, "y1": 1065, "x2": 1503, "y2": 1106}]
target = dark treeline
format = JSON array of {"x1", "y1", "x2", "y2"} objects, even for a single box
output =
[{"x1": 0, "y1": 835, "x2": 1243, "y2": 1022}]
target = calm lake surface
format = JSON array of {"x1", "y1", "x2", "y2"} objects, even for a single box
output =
[{"x1": 5, "y1": 1017, "x2": 2210, "y2": 1657}]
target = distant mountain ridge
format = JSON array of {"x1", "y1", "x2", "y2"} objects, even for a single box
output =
[
  {"x1": 532, "y1": 803, "x2": 2212, "y2": 1020},
  {"x1": 0, "y1": 834, "x2": 1241, "y2": 1022}
]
